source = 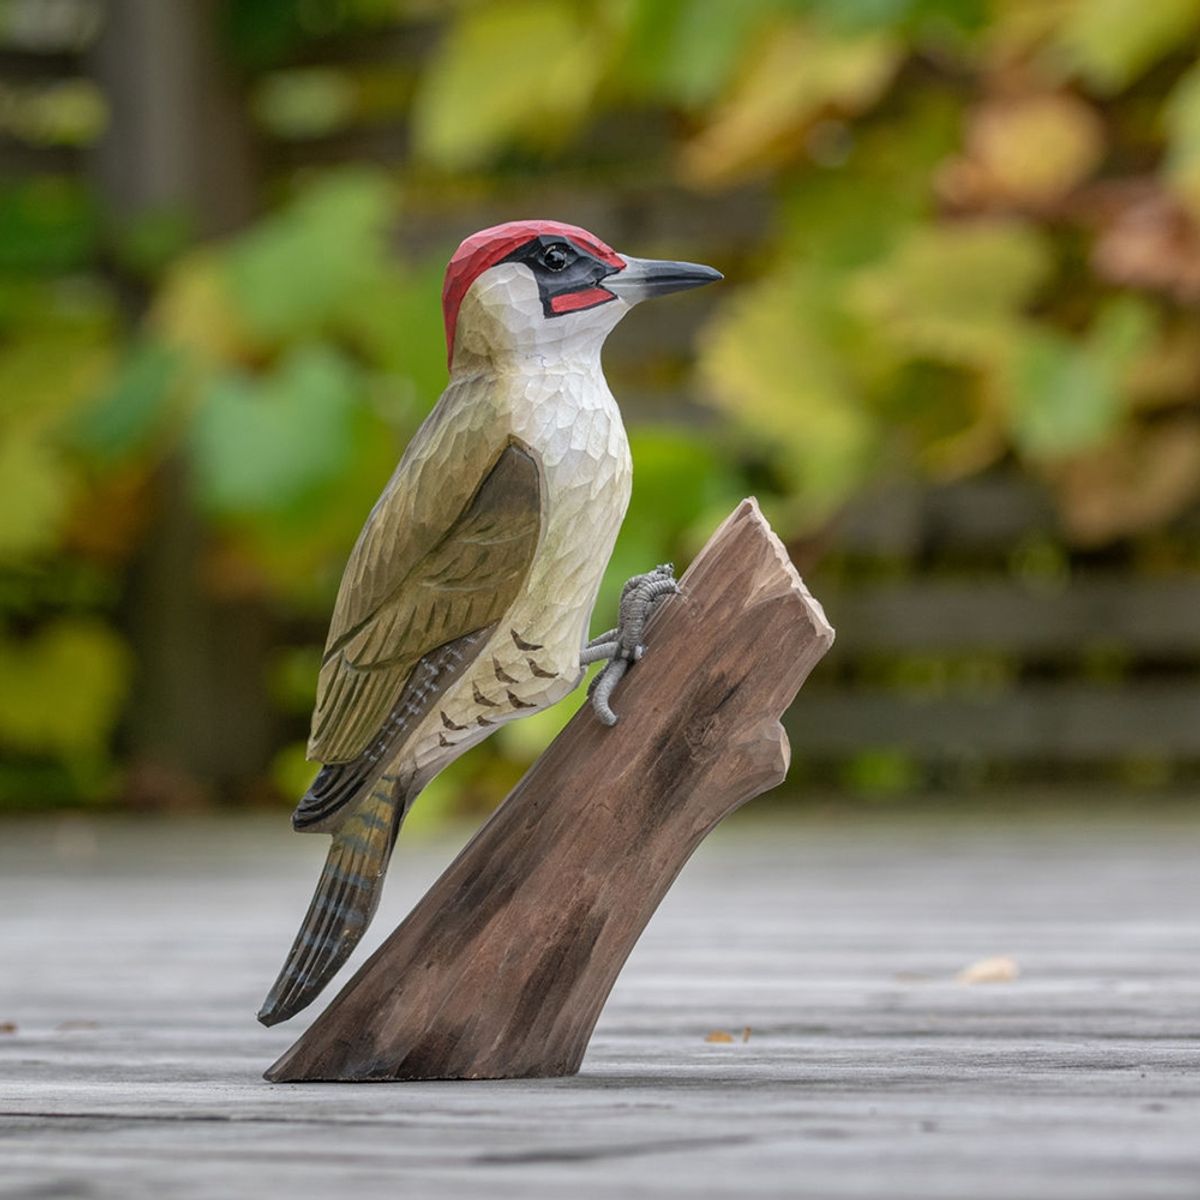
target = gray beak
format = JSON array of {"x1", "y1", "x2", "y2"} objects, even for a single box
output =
[{"x1": 605, "y1": 255, "x2": 723, "y2": 303}]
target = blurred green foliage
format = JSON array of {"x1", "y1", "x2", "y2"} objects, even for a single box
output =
[{"x1": 5, "y1": 0, "x2": 1200, "y2": 809}]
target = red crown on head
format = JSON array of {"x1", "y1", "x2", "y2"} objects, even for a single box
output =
[{"x1": 441, "y1": 220, "x2": 624, "y2": 368}]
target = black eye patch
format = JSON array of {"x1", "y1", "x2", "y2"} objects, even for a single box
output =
[{"x1": 503, "y1": 235, "x2": 620, "y2": 319}]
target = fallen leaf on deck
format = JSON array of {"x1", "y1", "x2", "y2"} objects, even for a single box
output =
[
  {"x1": 0, "y1": 1022, "x2": 16, "y2": 1034},
  {"x1": 705, "y1": 1030, "x2": 735, "y2": 1044},
  {"x1": 741, "y1": 1027, "x2": 752, "y2": 1043},
  {"x1": 957, "y1": 956, "x2": 1020, "y2": 984}
]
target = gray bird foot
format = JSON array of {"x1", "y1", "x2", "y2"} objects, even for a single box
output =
[{"x1": 581, "y1": 563, "x2": 680, "y2": 726}]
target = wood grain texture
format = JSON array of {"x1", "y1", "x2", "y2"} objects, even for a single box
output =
[
  {"x1": 4, "y1": 813, "x2": 1200, "y2": 1199},
  {"x1": 266, "y1": 497, "x2": 835, "y2": 1082}
]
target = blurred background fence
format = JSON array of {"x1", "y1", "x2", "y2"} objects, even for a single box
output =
[{"x1": 4, "y1": 0, "x2": 1200, "y2": 816}]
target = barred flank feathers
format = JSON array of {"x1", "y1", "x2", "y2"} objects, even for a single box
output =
[{"x1": 257, "y1": 783, "x2": 403, "y2": 1027}]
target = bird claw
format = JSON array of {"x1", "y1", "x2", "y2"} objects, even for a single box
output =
[{"x1": 582, "y1": 563, "x2": 680, "y2": 726}]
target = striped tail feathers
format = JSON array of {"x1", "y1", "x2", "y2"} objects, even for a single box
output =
[{"x1": 257, "y1": 780, "x2": 405, "y2": 1027}]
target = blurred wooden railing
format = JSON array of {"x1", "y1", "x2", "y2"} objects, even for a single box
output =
[
  {"x1": 6, "y1": 4, "x2": 1200, "y2": 798},
  {"x1": 790, "y1": 473, "x2": 1200, "y2": 787}
]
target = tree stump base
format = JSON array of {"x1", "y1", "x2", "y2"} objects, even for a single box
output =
[{"x1": 265, "y1": 498, "x2": 834, "y2": 1082}]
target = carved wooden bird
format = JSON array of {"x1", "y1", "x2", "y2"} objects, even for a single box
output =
[{"x1": 257, "y1": 220, "x2": 721, "y2": 1025}]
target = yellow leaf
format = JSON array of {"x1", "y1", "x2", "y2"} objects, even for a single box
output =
[
  {"x1": 957, "y1": 955, "x2": 1020, "y2": 984},
  {"x1": 849, "y1": 221, "x2": 1050, "y2": 368},
  {"x1": 0, "y1": 428, "x2": 74, "y2": 558},
  {"x1": 682, "y1": 22, "x2": 898, "y2": 186},
  {"x1": 1058, "y1": 0, "x2": 1200, "y2": 93},
  {"x1": 704, "y1": 1030, "x2": 735, "y2": 1044},
  {"x1": 700, "y1": 270, "x2": 877, "y2": 530},
  {"x1": 252, "y1": 67, "x2": 359, "y2": 140},
  {"x1": 902, "y1": 367, "x2": 1008, "y2": 481},
  {"x1": 4, "y1": 78, "x2": 107, "y2": 146},
  {"x1": 1048, "y1": 419, "x2": 1200, "y2": 544},
  {"x1": 0, "y1": 619, "x2": 130, "y2": 755},
  {"x1": 0, "y1": 326, "x2": 112, "y2": 428},
  {"x1": 1125, "y1": 320, "x2": 1200, "y2": 408},
  {"x1": 985, "y1": 0, "x2": 1076, "y2": 69},
  {"x1": 151, "y1": 250, "x2": 256, "y2": 365},
  {"x1": 954, "y1": 93, "x2": 1104, "y2": 205},
  {"x1": 412, "y1": 0, "x2": 602, "y2": 167}
]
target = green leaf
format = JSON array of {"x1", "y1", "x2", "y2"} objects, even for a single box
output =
[
  {"x1": 411, "y1": 0, "x2": 603, "y2": 167},
  {"x1": 346, "y1": 255, "x2": 449, "y2": 398},
  {"x1": 1008, "y1": 330, "x2": 1119, "y2": 458},
  {"x1": 270, "y1": 741, "x2": 320, "y2": 803},
  {"x1": 842, "y1": 747, "x2": 921, "y2": 795},
  {"x1": 190, "y1": 344, "x2": 362, "y2": 517},
  {"x1": 0, "y1": 177, "x2": 98, "y2": 273},
  {"x1": 268, "y1": 645, "x2": 321, "y2": 714},
  {"x1": 625, "y1": 426, "x2": 740, "y2": 536},
  {"x1": 810, "y1": 0, "x2": 990, "y2": 39},
  {"x1": 1165, "y1": 61, "x2": 1200, "y2": 219},
  {"x1": 1006, "y1": 298, "x2": 1155, "y2": 458},
  {"x1": 595, "y1": 426, "x2": 742, "y2": 617},
  {"x1": 71, "y1": 340, "x2": 182, "y2": 464},
  {"x1": 112, "y1": 206, "x2": 196, "y2": 278},
  {"x1": 779, "y1": 90, "x2": 962, "y2": 267},
  {"x1": 619, "y1": 0, "x2": 775, "y2": 107},
  {"x1": 1091, "y1": 295, "x2": 1158, "y2": 369},
  {"x1": 225, "y1": 169, "x2": 395, "y2": 342},
  {"x1": 494, "y1": 689, "x2": 585, "y2": 765},
  {"x1": 0, "y1": 619, "x2": 130, "y2": 755}
]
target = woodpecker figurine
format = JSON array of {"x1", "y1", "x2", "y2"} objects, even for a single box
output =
[{"x1": 257, "y1": 220, "x2": 721, "y2": 1026}]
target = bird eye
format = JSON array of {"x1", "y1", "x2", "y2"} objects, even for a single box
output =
[{"x1": 540, "y1": 243, "x2": 573, "y2": 272}]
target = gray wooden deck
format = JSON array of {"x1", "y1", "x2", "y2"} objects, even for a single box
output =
[{"x1": 2, "y1": 809, "x2": 1198, "y2": 1198}]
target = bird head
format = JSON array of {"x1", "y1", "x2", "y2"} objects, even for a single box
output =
[{"x1": 442, "y1": 219, "x2": 722, "y2": 374}]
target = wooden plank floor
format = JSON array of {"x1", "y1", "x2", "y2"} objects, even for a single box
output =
[{"x1": 2, "y1": 809, "x2": 1198, "y2": 1198}]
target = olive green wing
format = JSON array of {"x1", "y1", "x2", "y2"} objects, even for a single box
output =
[{"x1": 307, "y1": 439, "x2": 542, "y2": 765}]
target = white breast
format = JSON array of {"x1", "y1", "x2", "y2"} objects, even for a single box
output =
[
  {"x1": 509, "y1": 363, "x2": 632, "y2": 671},
  {"x1": 403, "y1": 363, "x2": 631, "y2": 783}
]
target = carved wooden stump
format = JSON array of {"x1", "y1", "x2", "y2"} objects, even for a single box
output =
[{"x1": 266, "y1": 498, "x2": 834, "y2": 1082}]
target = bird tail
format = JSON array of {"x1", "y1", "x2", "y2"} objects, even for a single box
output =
[{"x1": 257, "y1": 776, "x2": 407, "y2": 1026}]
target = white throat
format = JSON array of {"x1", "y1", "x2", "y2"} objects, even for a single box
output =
[{"x1": 450, "y1": 262, "x2": 632, "y2": 377}]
